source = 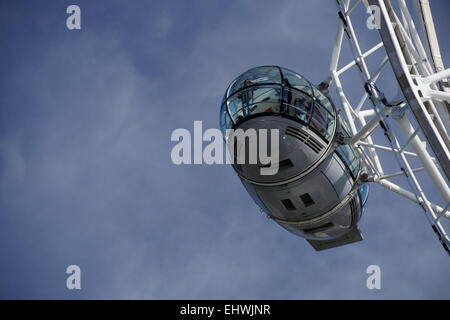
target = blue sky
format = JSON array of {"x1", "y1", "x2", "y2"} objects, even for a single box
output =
[{"x1": 0, "y1": 0, "x2": 449, "y2": 299}]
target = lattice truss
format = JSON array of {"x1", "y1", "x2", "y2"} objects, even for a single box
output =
[{"x1": 329, "y1": 0, "x2": 450, "y2": 253}]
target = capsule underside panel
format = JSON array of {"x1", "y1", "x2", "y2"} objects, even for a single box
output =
[
  {"x1": 247, "y1": 151, "x2": 360, "y2": 241},
  {"x1": 254, "y1": 168, "x2": 339, "y2": 222}
]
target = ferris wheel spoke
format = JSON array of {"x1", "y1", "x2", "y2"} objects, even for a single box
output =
[{"x1": 333, "y1": 0, "x2": 450, "y2": 253}]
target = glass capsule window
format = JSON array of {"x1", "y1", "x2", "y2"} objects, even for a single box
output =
[
  {"x1": 338, "y1": 114, "x2": 352, "y2": 137},
  {"x1": 227, "y1": 66, "x2": 282, "y2": 98},
  {"x1": 280, "y1": 68, "x2": 313, "y2": 95},
  {"x1": 358, "y1": 183, "x2": 369, "y2": 214},
  {"x1": 313, "y1": 87, "x2": 334, "y2": 114},
  {"x1": 227, "y1": 85, "x2": 282, "y2": 121},
  {"x1": 310, "y1": 102, "x2": 335, "y2": 141},
  {"x1": 335, "y1": 113, "x2": 361, "y2": 179},
  {"x1": 281, "y1": 87, "x2": 313, "y2": 123},
  {"x1": 220, "y1": 66, "x2": 336, "y2": 143},
  {"x1": 220, "y1": 103, "x2": 232, "y2": 137},
  {"x1": 336, "y1": 144, "x2": 360, "y2": 179}
]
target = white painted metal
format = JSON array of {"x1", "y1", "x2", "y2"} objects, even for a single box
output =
[{"x1": 329, "y1": 0, "x2": 450, "y2": 254}]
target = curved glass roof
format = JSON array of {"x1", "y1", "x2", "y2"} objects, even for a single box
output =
[{"x1": 220, "y1": 66, "x2": 336, "y2": 143}]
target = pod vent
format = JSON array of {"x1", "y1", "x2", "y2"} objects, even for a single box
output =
[
  {"x1": 349, "y1": 197, "x2": 358, "y2": 226},
  {"x1": 285, "y1": 126, "x2": 323, "y2": 154}
]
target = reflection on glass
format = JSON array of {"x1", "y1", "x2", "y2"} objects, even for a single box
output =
[
  {"x1": 358, "y1": 183, "x2": 369, "y2": 210},
  {"x1": 220, "y1": 104, "x2": 232, "y2": 137},
  {"x1": 313, "y1": 87, "x2": 334, "y2": 114},
  {"x1": 336, "y1": 144, "x2": 360, "y2": 178},
  {"x1": 339, "y1": 114, "x2": 352, "y2": 137},
  {"x1": 227, "y1": 86, "x2": 282, "y2": 122},
  {"x1": 220, "y1": 66, "x2": 337, "y2": 143},
  {"x1": 227, "y1": 66, "x2": 281, "y2": 98},
  {"x1": 281, "y1": 87, "x2": 313, "y2": 123},
  {"x1": 280, "y1": 67, "x2": 313, "y2": 95}
]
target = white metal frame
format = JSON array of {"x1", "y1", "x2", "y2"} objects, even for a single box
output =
[{"x1": 329, "y1": 0, "x2": 450, "y2": 254}]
